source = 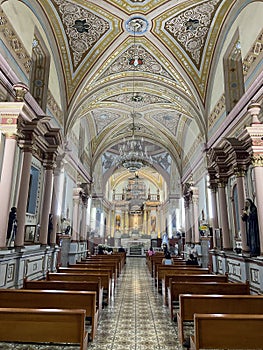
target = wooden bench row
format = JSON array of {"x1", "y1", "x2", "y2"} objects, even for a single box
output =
[
  {"x1": 0, "y1": 288, "x2": 98, "y2": 349},
  {"x1": 190, "y1": 313, "x2": 263, "y2": 350},
  {"x1": 0, "y1": 252, "x2": 125, "y2": 349},
  {"x1": 148, "y1": 258, "x2": 263, "y2": 350},
  {"x1": 177, "y1": 294, "x2": 263, "y2": 347}
]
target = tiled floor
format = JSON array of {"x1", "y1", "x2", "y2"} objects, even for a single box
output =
[
  {"x1": 89, "y1": 257, "x2": 182, "y2": 350},
  {"x1": 0, "y1": 257, "x2": 184, "y2": 350}
]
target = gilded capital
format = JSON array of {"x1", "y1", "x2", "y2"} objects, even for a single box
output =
[
  {"x1": 251, "y1": 154, "x2": 263, "y2": 167},
  {"x1": 13, "y1": 82, "x2": 29, "y2": 102},
  {"x1": 234, "y1": 167, "x2": 246, "y2": 177}
]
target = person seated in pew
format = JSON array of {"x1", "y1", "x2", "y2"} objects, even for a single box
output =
[
  {"x1": 162, "y1": 251, "x2": 174, "y2": 265},
  {"x1": 186, "y1": 253, "x2": 199, "y2": 266},
  {"x1": 148, "y1": 246, "x2": 155, "y2": 256}
]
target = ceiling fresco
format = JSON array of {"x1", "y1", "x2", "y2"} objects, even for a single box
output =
[{"x1": 1, "y1": 0, "x2": 239, "y2": 181}]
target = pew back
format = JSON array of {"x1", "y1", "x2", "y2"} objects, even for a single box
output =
[
  {"x1": 168, "y1": 281, "x2": 250, "y2": 319},
  {"x1": 190, "y1": 313, "x2": 263, "y2": 350},
  {"x1": 0, "y1": 289, "x2": 98, "y2": 340},
  {"x1": 23, "y1": 279, "x2": 103, "y2": 313},
  {"x1": 162, "y1": 274, "x2": 228, "y2": 305},
  {"x1": 48, "y1": 271, "x2": 112, "y2": 300},
  {"x1": 0, "y1": 308, "x2": 88, "y2": 350},
  {"x1": 177, "y1": 294, "x2": 263, "y2": 345}
]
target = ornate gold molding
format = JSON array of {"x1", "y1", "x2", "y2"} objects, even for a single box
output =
[{"x1": 251, "y1": 154, "x2": 263, "y2": 167}]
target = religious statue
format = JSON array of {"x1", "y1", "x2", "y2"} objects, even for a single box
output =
[{"x1": 241, "y1": 198, "x2": 260, "y2": 257}]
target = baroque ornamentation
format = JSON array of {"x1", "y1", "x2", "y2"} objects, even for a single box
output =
[
  {"x1": 208, "y1": 94, "x2": 225, "y2": 129},
  {"x1": 152, "y1": 112, "x2": 181, "y2": 135},
  {"x1": 0, "y1": 10, "x2": 31, "y2": 74},
  {"x1": 251, "y1": 154, "x2": 263, "y2": 167},
  {"x1": 243, "y1": 29, "x2": 263, "y2": 76},
  {"x1": 164, "y1": 0, "x2": 221, "y2": 69},
  {"x1": 101, "y1": 44, "x2": 173, "y2": 80},
  {"x1": 92, "y1": 111, "x2": 122, "y2": 134},
  {"x1": 52, "y1": 0, "x2": 110, "y2": 68},
  {"x1": 126, "y1": 17, "x2": 148, "y2": 34},
  {"x1": 106, "y1": 92, "x2": 170, "y2": 107}
]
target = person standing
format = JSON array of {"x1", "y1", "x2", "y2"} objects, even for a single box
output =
[{"x1": 6, "y1": 207, "x2": 17, "y2": 246}]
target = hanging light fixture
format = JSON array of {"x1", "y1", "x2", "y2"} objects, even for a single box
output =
[{"x1": 114, "y1": 20, "x2": 153, "y2": 173}]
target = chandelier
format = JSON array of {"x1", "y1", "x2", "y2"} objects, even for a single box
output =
[
  {"x1": 114, "y1": 20, "x2": 153, "y2": 173},
  {"x1": 116, "y1": 131, "x2": 153, "y2": 173}
]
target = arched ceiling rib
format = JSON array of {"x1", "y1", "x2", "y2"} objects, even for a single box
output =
[{"x1": 5, "y1": 0, "x2": 239, "y2": 181}]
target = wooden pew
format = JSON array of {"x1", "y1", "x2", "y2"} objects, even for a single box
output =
[
  {"x1": 152, "y1": 255, "x2": 184, "y2": 278},
  {"x1": 168, "y1": 280, "x2": 250, "y2": 320},
  {"x1": 162, "y1": 274, "x2": 228, "y2": 306},
  {"x1": 177, "y1": 294, "x2": 263, "y2": 346},
  {"x1": 189, "y1": 313, "x2": 263, "y2": 350},
  {"x1": 0, "y1": 289, "x2": 98, "y2": 341},
  {"x1": 0, "y1": 308, "x2": 88, "y2": 350},
  {"x1": 156, "y1": 266, "x2": 209, "y2": 291},
  {"x1": 47, "y1": 271, "x2": 112, "y2": 302},
  {"x1": 23, "y1": 278, "x2": 104, "y2": 314},
  {"x1": 80, "y1": 256, "x2": 121, "y2": 276},
  {"x1": 58, "y1": 264, "x2": 117, "y2": 292}
]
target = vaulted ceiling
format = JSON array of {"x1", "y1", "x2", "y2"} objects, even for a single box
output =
[{"x1": 2, "y1": 0, "x2": 237, "y2": 184}]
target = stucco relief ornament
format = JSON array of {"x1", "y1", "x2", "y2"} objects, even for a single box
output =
[
  {"x1": 53, "y1": 0, "x2": 110, "y2": 67},
  {"x1": 251, "y1": 154, "x2": 263, "y2": 167},
  {"x1": 126, "y1": 17, "x2": 148, "y2": 34},
  {"x1": 247, "y1": 101, "x2": 261, "y2": 125},
  {"x1": 164, "y1": 0, "x2": 221, "y2": 67}
]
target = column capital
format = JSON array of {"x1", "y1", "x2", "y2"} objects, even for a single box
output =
[
  {"x1": 233, "y1": 166, "x2": 246, "y2": 177},
  {"x1": 251, "y1": 154, "x2": 263, "y2": 167},
  {"x1": 217, "y1": 180, "x2": 227, "y2": 188},
  {"x1": 13, "y1": 82, "x2": 29, "y2": 102}
]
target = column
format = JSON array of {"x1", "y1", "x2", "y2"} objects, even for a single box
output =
[
  {"x1": 0, "y1": 99, "x2": 29, "y2": 247},
  {"x1": 210, "y1": 186, "x2": 219, "y2": 247},
  {"x1": 192, "y1": 187, "x2": 200, "y2": 243},
  {"x1": 110, "y1": 209, "x2": 115, "y2": 237},
  {"x1": 39, "y1": 160, "x2": 55, "y2": 245},
  {"x1": 72, "y1": 188, "x2": 82, "y2": 241},
  {"x1": 235, "y1": 168, "x2": 249, "y2": 252},
  {"x1": 239, "y1": 101, "x2": 263, "y2": 255},
  {"x1": 80, "y1": 200, "x2": 87, "y2": 241},
  {"x1": 252, "y1": 159, "x2": 263, "y2": 255},
  {"x1": 148, "y1": 209, "x2": 151, "y2": 236},
  {"x1": 50, "y1": 158, "x2": 65, "y2": 245},
  {"x1": 0, "y1": 134, "x2": 17, "y2": 247},
  {"x1": 167, "y1": 213, "x2": 172, "y2": 238},
  {"x1": 90, "y1": 206, "x2": 97, "y2": 233},
  {"x1": 15, "y1": 142, "x2": 34, "y2": 247},
  {"x1": 156, "y1": 207, "x2": 160, "y2": 238},
  {"x1": 210, "y1": 186, "x2": 219, "y2": 229},
  {"x1": 218, "y1": 181, "x2": 231, "y2": 249},
  {"x1": 99, "y1": 212, "x2": 104, "y2": 238},
  {"x1": 143, "y1": 206, "x2": 147, "y2": 234},
  {"x1": 125, "y1": 209, "x2": 129, "y2": 234},
  {"x1": 184, "y1": 199, "x2": 191, "y2": 243}
]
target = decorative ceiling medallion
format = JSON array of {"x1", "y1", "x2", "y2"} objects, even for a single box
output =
[
  {"x1": 125, "y1": 16, "x2": 149, "y2": 34},
  {"x1": 164, "y1": 0, "x2": 221, "y2": 70},
  {"x1": 52, "y1": 0, "x2": 110, "y2": 69},
  {"x1": 106, "y1": 93, "x2": 170, "y2": 107},
  {"x1": 101, "y1": 44, "x2": 173, "y2": 80}
]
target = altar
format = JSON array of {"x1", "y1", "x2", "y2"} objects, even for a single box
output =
[{"x1": 121, "y1": 238, "x2": 150, "y2": 256}]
